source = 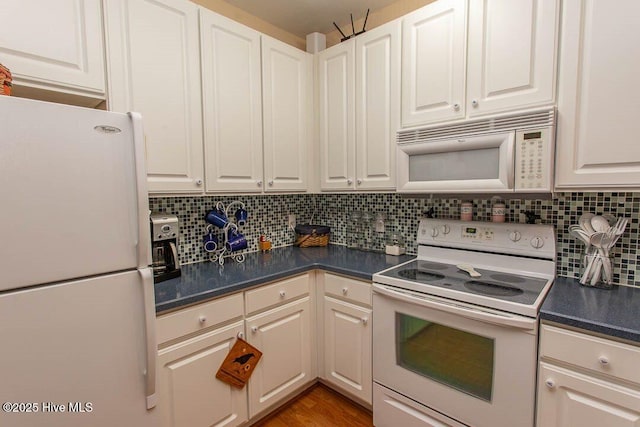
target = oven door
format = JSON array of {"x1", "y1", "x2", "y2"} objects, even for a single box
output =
[
  {"x1": 397, "y1": 131, "x2": 515, "y2": 193},
  {"x1": 372, "y1": 283, "x2": 537, "y2": 427}
]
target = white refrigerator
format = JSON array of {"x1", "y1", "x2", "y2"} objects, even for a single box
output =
[{"x1": 0, "y1": 96, "x2": 159, "y2": 426}]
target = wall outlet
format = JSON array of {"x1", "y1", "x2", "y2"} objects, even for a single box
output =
[{"x1": 288, "y1": 214, "x2": 296, "y2": 229}]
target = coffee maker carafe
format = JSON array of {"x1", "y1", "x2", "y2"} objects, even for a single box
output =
[{"x1": 150, "y1": 213, "x2": 181, "y2": 283}]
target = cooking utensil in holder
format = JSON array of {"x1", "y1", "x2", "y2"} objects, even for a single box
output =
[
  {"x1": 570, "y1": 215, "x2": 628, "y2": 289},
  {"x1": 294, "y1": 224, "x2": 330, "y2": 247}
]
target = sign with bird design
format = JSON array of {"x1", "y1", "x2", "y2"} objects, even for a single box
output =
[{"x1": 216, "y1": 337, "x2": 263, "y2": 388}]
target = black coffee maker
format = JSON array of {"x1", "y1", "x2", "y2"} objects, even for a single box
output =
[{"x1": 150, "y1": 213, "x2": 181, "y2": 283}]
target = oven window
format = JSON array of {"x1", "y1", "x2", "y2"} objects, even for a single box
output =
[
  {"x1": 408, "y1": 148, "x2": 499, "y2": 181},
  {"x1": 396, "y1": 313, "x2": 494, "y2": 402}
]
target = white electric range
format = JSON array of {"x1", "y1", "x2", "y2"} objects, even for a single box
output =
[{"x1": 372, "y1": 218, "x2": 556, "y2": 427}]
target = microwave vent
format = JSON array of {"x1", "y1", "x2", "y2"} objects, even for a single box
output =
[{"x1": 397, "y1": 108, "x2": 555, "y2": 144}]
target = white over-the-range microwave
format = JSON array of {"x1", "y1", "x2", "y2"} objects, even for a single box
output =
[{"x1": 396, "y1": 108, "x2": 555, "y2": 193}]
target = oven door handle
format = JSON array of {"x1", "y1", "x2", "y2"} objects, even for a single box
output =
[{"x1": 373, "y1": 284, "x2": 536, "y2": 331}]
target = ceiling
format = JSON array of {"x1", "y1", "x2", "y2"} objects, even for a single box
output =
[{"x1": 220, "y1": 0, "x2": 399, "y2": 38}]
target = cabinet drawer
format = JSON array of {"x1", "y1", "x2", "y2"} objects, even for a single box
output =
[
  {"x1": 324, "y1": 273, "x2": 371, "y2": 306},
  {"x1": 157, "y1": 293, "x2": 244, "y2": 345},
  {"x1": 245, "y1": 273, "x2": 310, "y2": 315},
  {"x1": 540, "y1": 324, "x2": 640, "y2": 385}
]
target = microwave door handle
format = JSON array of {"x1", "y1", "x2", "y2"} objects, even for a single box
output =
[
  {"x1": 373, "y1": 284, "x2": 535, "y2": 330},
  {"x1": 506, "y1": 133, "x2": 515, "y2": 188}
]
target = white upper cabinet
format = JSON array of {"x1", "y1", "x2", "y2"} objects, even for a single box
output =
[
  {"x1": 319, "y1": 20, "x2": 400, "y2": 191},
  {"x1": 104, "y1": 0, "x2": 205, "y2": 194},
  {"x1": 555, "y1": 0, "x2": 640, "y2": 189},
  {"x1": 318, "y1": 41, "x2": 356, "y2": 191},
  {"x1": 401, "y1": 0, "x2": 467, "y2": 127},
  {"x1": 262, "y1": 36, "x2": 313, "y2": 192},
  {"x1": 355, "y1": 21, "x2": 400, "y2": 190},
  {"x1": 466, "y1": 0, "x2": 559, "y2": 116},
  {"x1": 0, "y1": 0, "x2": 105, "y2": 105},
  {"x1": 200, "y1": 9, "x2": 264, "y2": 193},
  {"x1": 401, "y1": 0, "x2": 559, "y2": 127}
]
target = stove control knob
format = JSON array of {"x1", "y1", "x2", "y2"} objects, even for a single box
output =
[
  {"x1": 441, "y1": 224, "x2": 451, "y2": 235},
  {"x1": 509, "y1": 231, "x2": 522, "y2": 242},
  {"x1": 431, "y1": 227, "x2": 439, "y2": 237},
  {"x1": 530, "y1": 236, "x2": 544, "y2": 249}
]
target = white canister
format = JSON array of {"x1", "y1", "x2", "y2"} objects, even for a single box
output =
[
  {"x1": 492, "y1": 203, "x2": 506, "y2": 222},
  {"x1": 460, "y1": 202, "x2": 473, "y2": 221}
]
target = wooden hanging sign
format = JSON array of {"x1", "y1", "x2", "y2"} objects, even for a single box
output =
[{"x1": 216, "y1": 337, "x2": 262, "y2": 388}]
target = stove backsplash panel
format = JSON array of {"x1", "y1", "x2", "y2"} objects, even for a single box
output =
[{"x1": 150, "y1": 192, "x2": 639, "y2": 286}]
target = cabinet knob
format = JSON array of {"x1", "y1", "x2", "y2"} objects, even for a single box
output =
[
  {"x1": 357, "y1": 179, "x2": 362, "y2": 185},
  {"x1": 279, "y1": 290, "x2": 286, "y2": 298},
  {"x1": 453, "y1": 103, "x2": 460, "y2": 111},
  {"x1": 257, "y1": 180, "x2": 263, "y2": 187},
  {"x1": 598, "y1": 356, "x2": 610, "y2": 366},
  {"x1": 268, "y1": 180, "x2": 274, "y2": 186},
  {"x1": 361, "y1": 317, "x2": 368, "y2": 325},
  {"x1": 472, "y1": 100, "x2": 479, "y2": 108},
  {"x1": 347, "y1": 178, "x2": 353, "y2": 185},
  {"x1": 195, "y1": 178, "x2": 203, "y2": 186},
  {"x1": 237, "y1": 331, "x2": 244, "y2": 339},
  {"x1": 198, "y1": 316, "x2": 206, "y2": 324},
  {"x1": 342, "y1": 287, "x2": 348, "y2": 295},
  {"x1": 251, "y1": 326, "x2": 258, "y2": 333},
  {"x1": 545, "y1": 379, "x2": 555, "y2": 389}
]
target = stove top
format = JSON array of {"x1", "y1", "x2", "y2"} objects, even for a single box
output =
[
  {"x1": 379, "y1": 259, "x2": 548, "y2": 307},
  {"x1": 373, "y1": 219, "x2": 556, "y2": 318}
]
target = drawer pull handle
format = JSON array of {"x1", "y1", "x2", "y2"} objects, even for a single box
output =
[
  {"x1": 361, "y1": 317, "x2": 368, "y2": 325},
  {"x1": 598, "y1": 356, "x2": 610, "y2": 366},
  {"x1": 237, "y1": 331, "x2": 244, "y2": 339},
  {"x1": 545, "y1": 379, "x2": 555, "y2": 389},
  {"x1": 279, "y1": 291, "x2": 286, "y2": 298},
  {"x1": 199, "y1": 316, "x2": 207, "y2": 324},
  {"x1": 251, "y1": 326, "x2": 258, "y2": 333},
  {"x1": 342, "y1": 287, "x2": 348, "y2": 295}
]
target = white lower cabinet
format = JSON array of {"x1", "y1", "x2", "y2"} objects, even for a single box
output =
[
  {"x1": 245, "y1": 296, "x2": 314, "y2": 418},
  {"x1": 157, "y1": 322, "x2": 248, "y2": 427},
  {"x1": 323, "y1": 297, "x2": 372, "y2": 404},
  {"x1": 156, "y1": 292, "x2": 247, "y2": 427},
  {"x1": 537, "y1": 324, "x2": 640, "y2": 426},
  {"x1": 318, "y1": 272, "x2": 373, "y2": 405}
]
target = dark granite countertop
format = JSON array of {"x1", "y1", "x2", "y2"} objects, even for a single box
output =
[
  {"x1": 541, "y1": 277, "x2": 640, "y2": 343},
  {"x1": 155, "y1": 245, "x2": 414, "y2": 313}
]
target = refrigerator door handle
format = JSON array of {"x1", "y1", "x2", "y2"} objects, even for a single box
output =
[
  {"x1": 139, "y1": 267, "x2": 158, "y2": 409},
  {"x1": 129, "y1": 112, "x2": 152, "y2": 269}
]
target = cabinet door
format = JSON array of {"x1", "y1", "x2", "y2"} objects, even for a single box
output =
[
  {"x1": 104, "y1": 0, "x2": 204, "y2": 194},
  {"x1": 262, "y1": 36, "x2": 312, "y2": 192},
  {"x1": 537, "y1": 362, "x2": 640, "y2": 427},
  {"x1": 401, "y1": 0, "x2": 467, "y2": 127},
  {"x1": 318, "y1": 41, "x2": 356, "y2": 191},
  {"x1": 555, "y1": 0, "x2": 640, "y2": 189},
  {"x1": 323, "y1": 296, "x2": 372, "y2": 404},
  {"x1": 157, "y1": 321, "x2": 248, "y2": 427},
  {"x1": 246, "y1": 297, "x2": 313, "y2": 418},
  {"x1": 466, "y1": 0, "x2": 559, "y2": 116},
  {"x1": 200, "y1": 9, "x2": 264, "y2": 193},
  {"x1": 355, "y1": 20, "x2": 400, "y2": 191},
  {"x1": 0, "y1": 0, "x2": 105, "y2": 102}
]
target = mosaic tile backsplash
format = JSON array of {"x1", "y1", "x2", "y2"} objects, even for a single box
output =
[{"x1": 149, "y1": 192, "x2": 640, "y2": 286}]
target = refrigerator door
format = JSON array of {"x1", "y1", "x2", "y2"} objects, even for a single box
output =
[
  {"x1": 0, "y1": 96, "x2": 150, "y2": 292},
  {"x1": 0, "y1": 270, "x2": 159, "y2": 427}
]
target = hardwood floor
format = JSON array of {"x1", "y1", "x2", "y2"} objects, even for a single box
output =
[{"x1": 254, "y1": 384, "x2": 373, "y2": 427}]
